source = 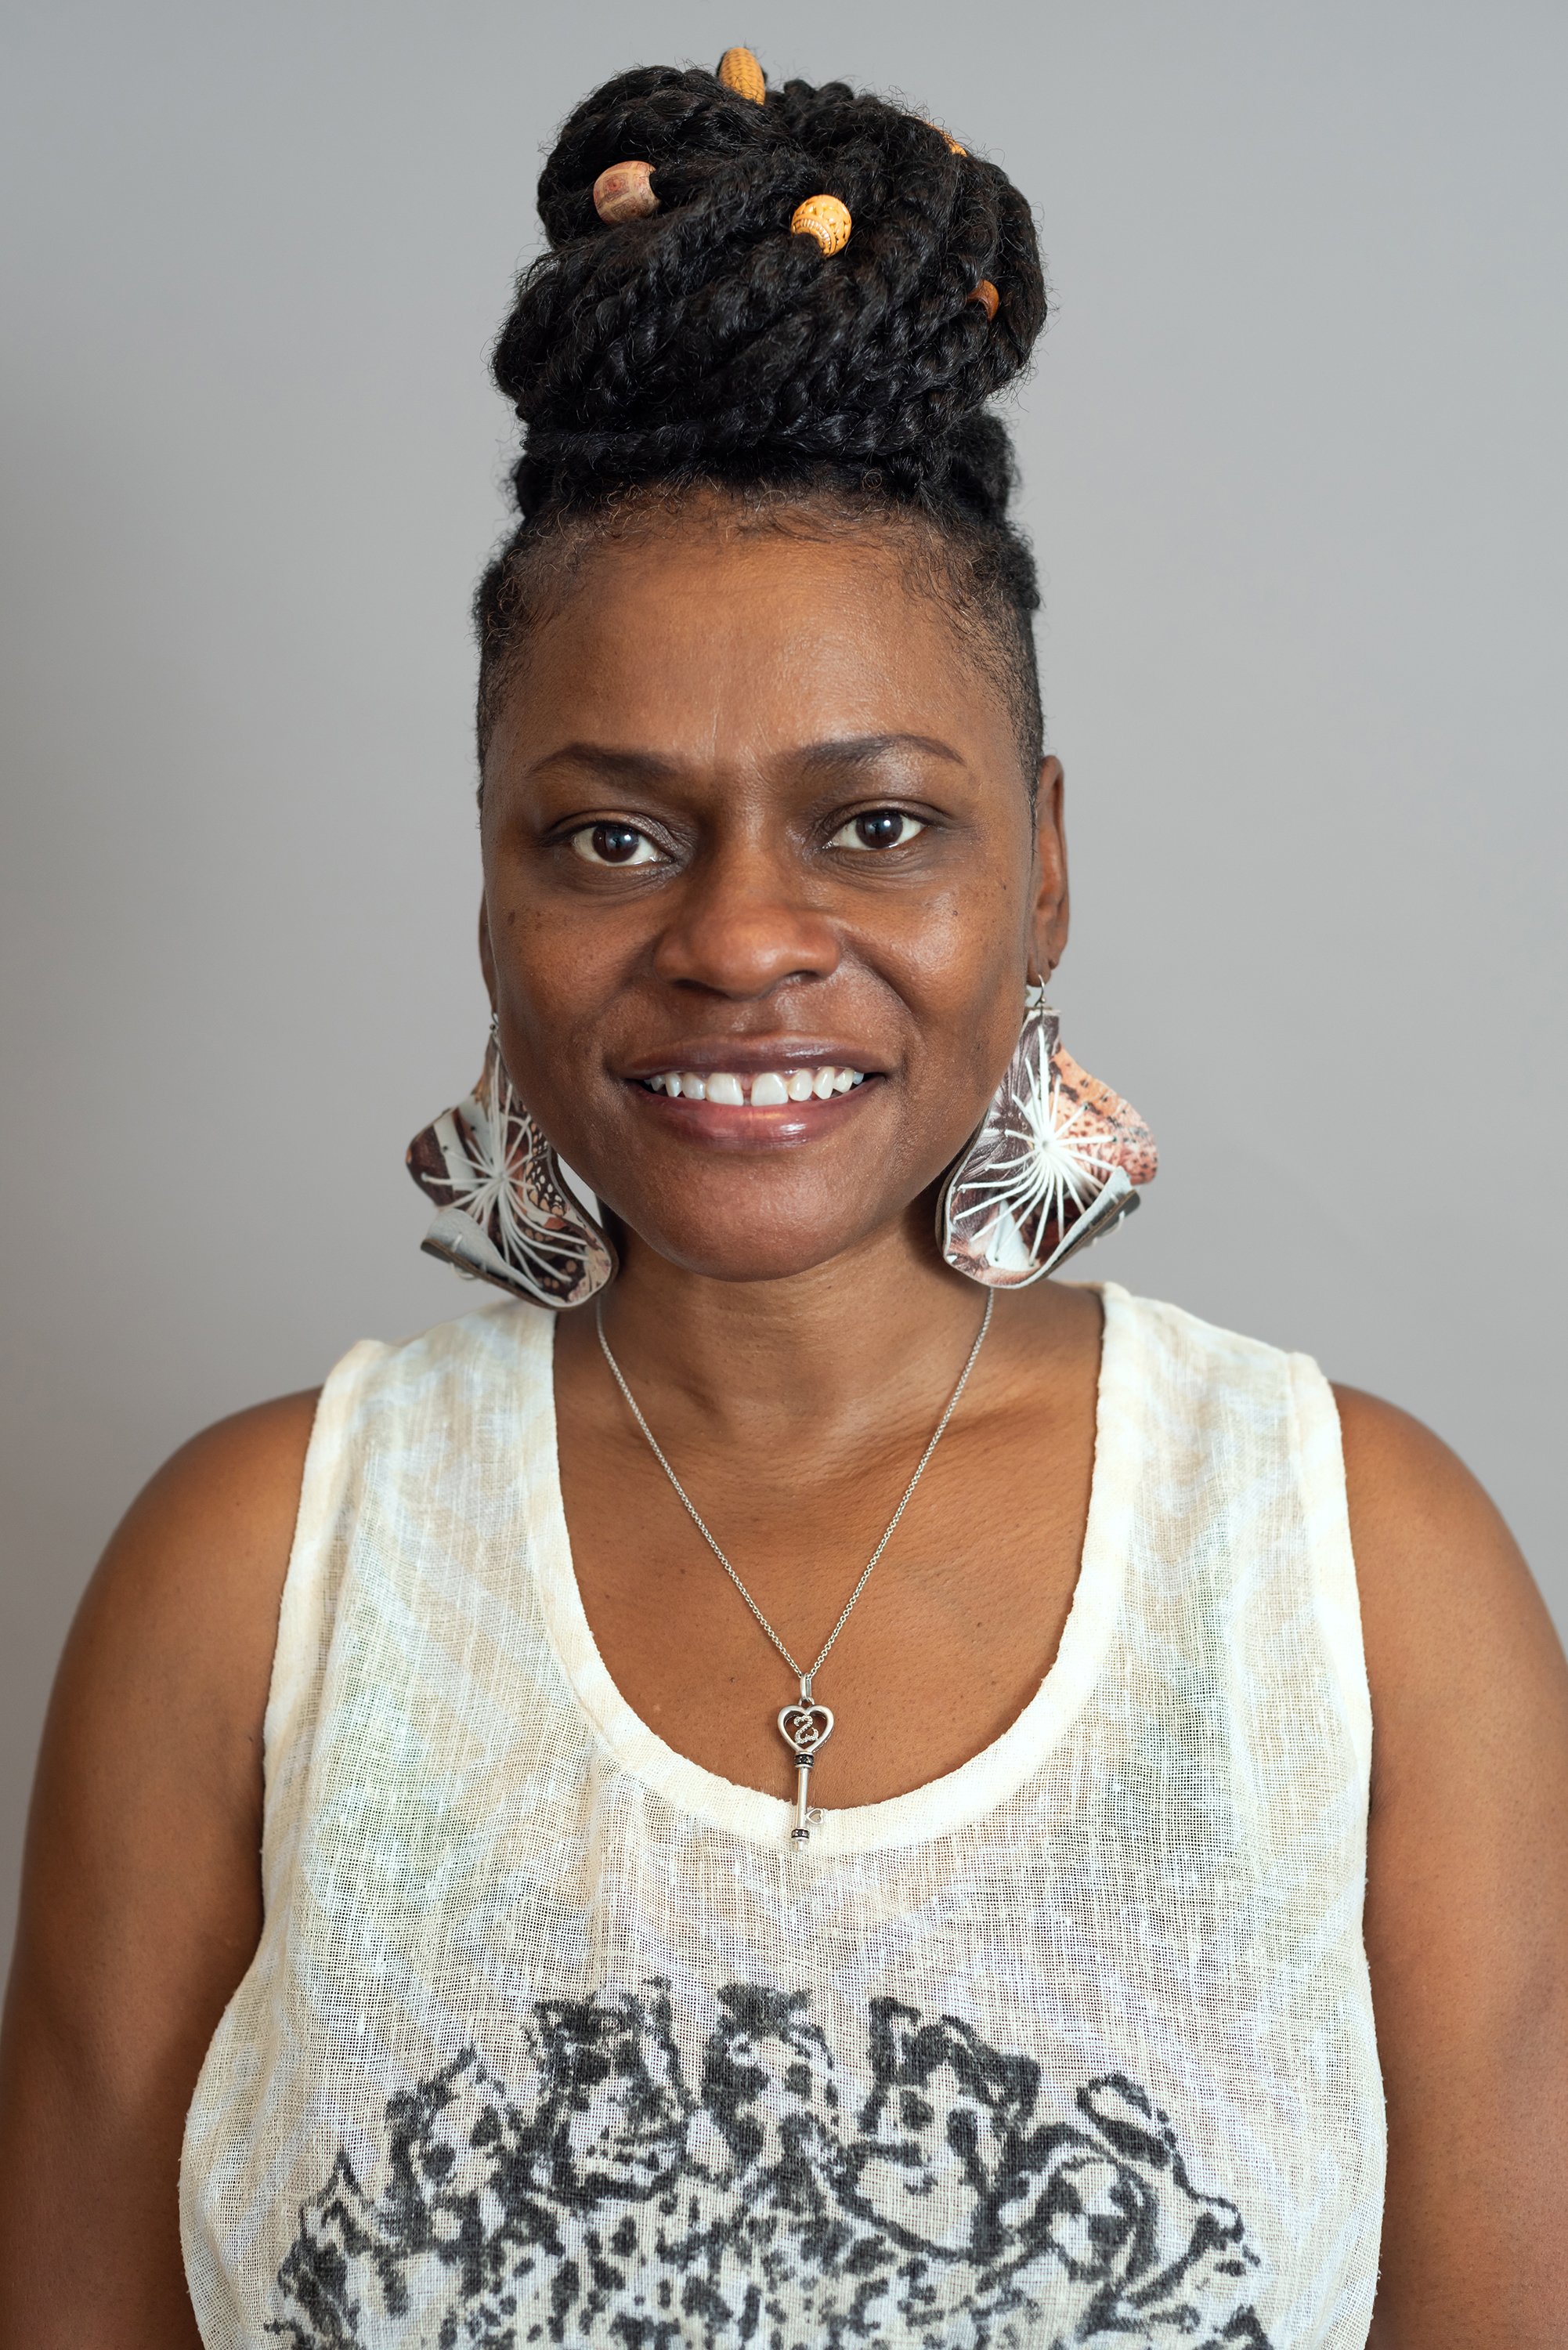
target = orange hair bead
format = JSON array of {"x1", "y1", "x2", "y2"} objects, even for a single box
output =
[
  {"x1": 918, "y1": 116, "x2": 966, "y2": 154},
  {"x1": 717, "y1": 45, "x2": 766, "y2": 103},
  {"x1": 790, "y1": 193, "x2": 852, "y2": 255},
  {"x1": 592, "y1": 159, "x2": 659, "y2": 224},
  {"x1": 969, "y1": 277, "x2": 1000, "y2": 321}
]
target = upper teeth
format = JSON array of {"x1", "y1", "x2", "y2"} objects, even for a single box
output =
[{"x1": 645, "y1": 1067, "x2": 866, "y2": 1101}]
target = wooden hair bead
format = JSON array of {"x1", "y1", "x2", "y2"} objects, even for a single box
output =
[
  {"x1": 969, "y1": 277, "x2": 1000, "y2": 321},
  {"x1": 919, "y1": 116, "x2": 966, "y2": 154},
  {"x1": 592, "y1": 159, "x2": 659, "y2": 224},
  {"x1": 717, "y1": 45, "x2": 766, "y2": 103},
  {"x1": 790, "y1": 193, "x2": 852, "y2": 256}
]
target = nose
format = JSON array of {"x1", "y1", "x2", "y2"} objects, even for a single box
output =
[{"x1": 651, "y1": 843, "x2": 840, "y2": 1000}]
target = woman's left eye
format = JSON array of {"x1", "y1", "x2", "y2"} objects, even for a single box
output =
[
  {"x1": 828, "y1": 810, "x2": 929, "y2": 852},
  {"x1": 569, "y1": 822, "x2": 661, "y2": 867}
]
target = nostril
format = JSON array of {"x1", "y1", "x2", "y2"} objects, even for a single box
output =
[{"x1": 651, "y1": 895, "x2": 841, "y2": 998}]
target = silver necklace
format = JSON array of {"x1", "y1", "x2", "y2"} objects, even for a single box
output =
[{"x1": 594, "y1": 1292, "x2": 995, "y2": 1844}]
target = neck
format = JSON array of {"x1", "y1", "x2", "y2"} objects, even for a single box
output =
[{"x1": 594, "y1": 1207, "x2": 995, "y2": 1448}]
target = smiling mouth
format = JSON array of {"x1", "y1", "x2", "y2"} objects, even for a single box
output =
[{"x1": 640, "y1": 1065, "x2": 869, "y2": 1105}]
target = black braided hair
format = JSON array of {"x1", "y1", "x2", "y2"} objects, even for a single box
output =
[{"x1": 476, "y1": 60, "x2": 1050, "y2": 776}]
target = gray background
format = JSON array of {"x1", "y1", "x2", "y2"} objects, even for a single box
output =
[{"x1": 2, "y1": 0, "x2": 1563, "y2": 1965}]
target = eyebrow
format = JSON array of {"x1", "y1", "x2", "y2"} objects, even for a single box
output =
[
  {"x1": 794, "y1": 732, "x2": 966, "y2": 772},
  {"x1": 528, "y1": 732, "x2": 966, "y2": 782},
  {"x1": 526, "y1": 745, "x2": 684, "y2": 783}
]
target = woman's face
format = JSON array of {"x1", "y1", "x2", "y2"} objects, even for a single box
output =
[{"x1": 479, "y1": 509, "x2": 1067, "y2": 1285}]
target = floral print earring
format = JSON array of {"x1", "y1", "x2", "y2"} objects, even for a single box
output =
[
  {"x1": 938, "y1": 984, "x2": 1158, "y2": 1287},
  {"x1": 406, "y1": 1021, "x2": 618, "y2": 1309}
]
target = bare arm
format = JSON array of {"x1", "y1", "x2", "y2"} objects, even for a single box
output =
[
  {"x1": 0, "y1": 1394, "x2": 316, "y2": 2348},
  {"x1": 1341, "y1": 1387, "x2": 1568, "y2": 2346}
]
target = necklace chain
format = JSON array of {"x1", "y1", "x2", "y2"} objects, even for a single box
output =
[{"x1": 594, "y1": 1290, "x2": 995, "y2": 1695}]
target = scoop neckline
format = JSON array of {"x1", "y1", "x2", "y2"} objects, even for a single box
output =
[{"x1": 526, "y1": 1282, "x2": 1138, "y2": 1857}]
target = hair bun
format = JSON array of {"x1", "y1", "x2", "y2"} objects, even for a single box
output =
[{"x1": 495, "y1": 64, "x2": 1046, "y2": 522}]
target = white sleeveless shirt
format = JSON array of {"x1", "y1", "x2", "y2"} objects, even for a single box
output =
[{"x1": 180, "y1": 1283, "x2": 1384, "y2": 2348}]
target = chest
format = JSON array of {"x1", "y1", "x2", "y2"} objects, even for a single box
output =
[
  {"x1": 555, "y1": 1368, "x2": 1097, "y2": 1813},
  {"x1": 182, "y1": 1295, "x2": 1386, "y2": 2350}
]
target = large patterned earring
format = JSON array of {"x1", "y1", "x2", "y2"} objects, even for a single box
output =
[
  {"x1": 938, "y1": 983, "x2": 1158, "y2": 1288},
  {"x1": 405, "y1": 1021, "x2": 618, "y2": 1309}
]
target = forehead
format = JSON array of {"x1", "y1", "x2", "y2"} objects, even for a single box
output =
[{"x1": 485, "y1": 514, "x2": 1020, "y2": 786}]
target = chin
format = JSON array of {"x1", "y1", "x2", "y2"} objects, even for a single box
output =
[
  {"x1": 617, "y1": 1216, "x2": 880, "y2": 1287},
  {"x1": 558, "y1": 1083, "x2": 974, "y2": 1288},
  {"x1": 596, "y1": 1185, "x2": 915, "y2": 1288}
]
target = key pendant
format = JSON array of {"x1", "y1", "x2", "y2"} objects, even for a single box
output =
[{"x1": 777, "y1": 1680, "x2": 835, "y2": 1844}]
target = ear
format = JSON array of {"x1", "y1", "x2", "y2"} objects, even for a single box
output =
[
  {"x1": 478, "y1": 895, "x2": 497, "y2": 1012},
  {"x1": 1030, "y1": 757, "x2": 1070, "y2": 981}
]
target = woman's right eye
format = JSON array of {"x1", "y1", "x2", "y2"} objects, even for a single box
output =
[{"x1": 569, "y1": 822, "x2": 660, "y2": 868}]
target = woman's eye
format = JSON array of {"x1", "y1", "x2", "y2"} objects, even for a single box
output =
[
  {"x1": 829, "y1": 810, "x2": 929, "y2": 852},
  {"x1": 569, "y1": 822, "x2": 660, "y2": 868}
]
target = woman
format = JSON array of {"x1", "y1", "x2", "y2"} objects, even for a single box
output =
[{"x1": 1, "y1": 49, "x2": 1564, "y2": 2350}]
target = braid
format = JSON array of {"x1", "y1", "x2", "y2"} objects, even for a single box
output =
[{"x1": 477, "y1": 60, "x2": 1050, "y2": 777}]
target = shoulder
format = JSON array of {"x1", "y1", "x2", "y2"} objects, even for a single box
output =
[
  {"x1": 1328, "y1": 1388, "x2": 1568, "y2": 2330},
  {"x1": 40, "y1": 1386, "x2": 323, "y2": 1866},
  {"x1": 1330, "y1": 1383, "x2": 1563, "y2": 1746},
  {"x1": 0, "y1": 1392, "x2": 323, "y2": 2326},
  {"x1": 1104, "y1": 1283, "x2": 1302, "y2": 1387},
  {"x1": 135, "y1": 1384, "x2": 320, "y2": 1543},
  {"x1": 23, "y1": 1383, "x2": 323, "y2": 1940},
  {"x1": 64, "y1": 1300, "x2": 548, "y2": 1722},
  {"x1": 1097, "y1": 1286, "x2": 1317, "y2": 1452},
  {"x1": 20, "y1": 1383, "x2": 324, "y2": 1974},
  {"x1": 1331, "y1": 1378, "x2": 1568, "y2": 1913},
  {"x1": 1112, "y1": 1292, "x2": 1566, "y2": 1776},
  {"x1": 82, "y1": 1388, "x2": 322, "y2": 1690}
]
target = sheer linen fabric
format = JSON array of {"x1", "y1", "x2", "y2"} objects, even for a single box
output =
[{"x1": 181, "y1": 1284, "x2": 1384, "y2": 2348}]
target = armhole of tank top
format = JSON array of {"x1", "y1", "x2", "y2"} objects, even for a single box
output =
[
  {"x1": 260, "y1": 1336, "x2": 391, "y2": 1807},
  {"x1": 1288, "y1": 1350, "x2": 1373, "y2": 1798}
]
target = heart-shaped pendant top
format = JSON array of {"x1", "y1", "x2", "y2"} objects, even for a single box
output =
[{"x1": 778, "y1": 1702, "x2": 834, "y2": 1758}]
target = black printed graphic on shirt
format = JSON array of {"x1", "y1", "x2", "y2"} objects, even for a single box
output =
[{"x1": 267, "y1": 1983, "x2": 1273, "y2": 2349}]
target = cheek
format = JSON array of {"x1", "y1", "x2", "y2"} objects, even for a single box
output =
[
  {"x1": 481, "y1": 804, "x2": 1032, "y2": 1226},
  {"x1": 883, "y1": 877, "x2": 1030, "y2": 1090},
  {"x1": 486, "y1": 847, "x2": 613, "y2": 1017},
  {"x1": 481, "y1": 880, "x2": 620, "y2": 1131}
]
